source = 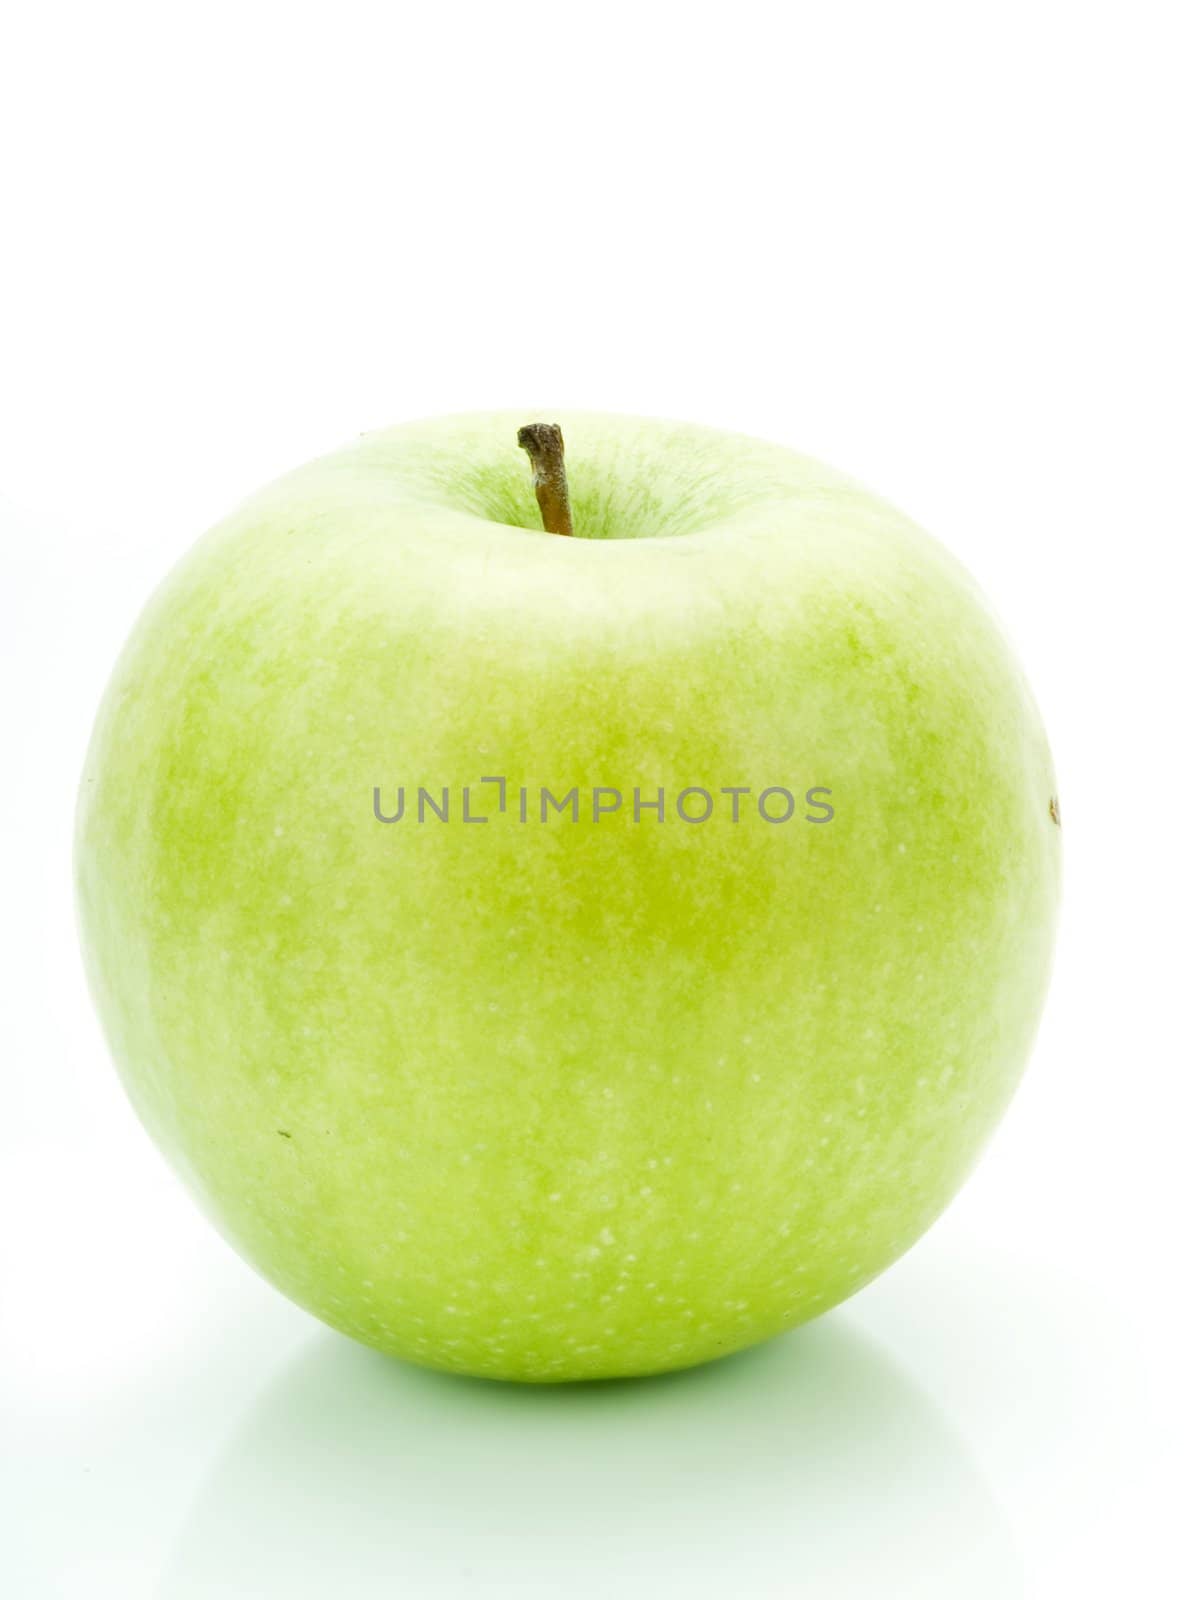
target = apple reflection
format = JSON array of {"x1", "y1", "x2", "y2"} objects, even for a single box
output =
[{"x1": 159, "y1": 1317, "x2": 1019, "y2": 1598}]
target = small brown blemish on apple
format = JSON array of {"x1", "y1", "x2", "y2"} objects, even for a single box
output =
[
  {"x1": 277, "y1": 1129, "x2": 292, "y2": 1139},
  {"x1": 1049, "y1": 797, "x2": 1061, "y2": 826}
]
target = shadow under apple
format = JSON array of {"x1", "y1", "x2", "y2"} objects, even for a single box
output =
[{"x1": 157, "y1": 1316, "x2": 1019, "y2": 1599}]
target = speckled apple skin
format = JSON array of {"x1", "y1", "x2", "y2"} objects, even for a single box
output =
[{"x1": 75, "y1": 412, "x2": 1060, "y2": 1381}]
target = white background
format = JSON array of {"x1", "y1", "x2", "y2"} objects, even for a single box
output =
[{"x1": 2, "y1": 3, "x2": 1197, "y2": 1595}]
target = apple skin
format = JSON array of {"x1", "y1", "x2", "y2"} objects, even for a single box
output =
[{"x1": 76, "y1": 412, "x2": 1059, "y2": 1382}]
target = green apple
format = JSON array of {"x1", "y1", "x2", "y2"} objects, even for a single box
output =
[{"x1": 76, "y1": 411, "x2": 1060, "y2": 1382}]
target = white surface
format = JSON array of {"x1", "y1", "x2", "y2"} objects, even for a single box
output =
[{"x1": 2, "y1": 3, "x2": 1197, "y2": 1595}]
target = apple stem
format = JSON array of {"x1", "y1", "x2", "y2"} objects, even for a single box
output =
[{"x1": 517, "y1": 423, "x2": 575, "y2": 537}]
